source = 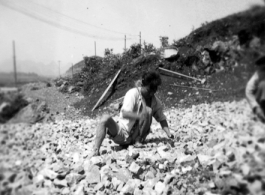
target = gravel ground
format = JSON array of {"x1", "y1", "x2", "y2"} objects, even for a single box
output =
[
  {"x1": 20, "y1": 82, "x2": 86, "y2": 121},
  {"x1": 1, "y1": 98, "x2": 265, "y2": 195}
]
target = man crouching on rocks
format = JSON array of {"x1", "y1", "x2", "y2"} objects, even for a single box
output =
[
  {"x1": 246, "y1": 55, "x2": 265, "y2": 121},
  {"x1": 92, "y1": 71, "x2": 174, "y2": 156}
]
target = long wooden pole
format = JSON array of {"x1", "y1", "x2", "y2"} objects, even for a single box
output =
[
  {"x1": 159, "y1": 67, "x2": 202, "y2": 82},
  {"x1": 72, "y1": 63, "x2": 74, "y2": 78},
  {"x1": 124, "y1": 35, "x2": 126, "y2": 51},
  {"x1": 92, "y1": 69, "x2": 122, "y2": 111},
  {"x1": 94, "y1": 41, "x2": 96, "y2": 56},
  {"x1": 171, "y1": 83, "x2": 221, "y2": 92}
]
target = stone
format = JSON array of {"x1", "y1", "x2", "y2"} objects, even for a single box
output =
[
  {"x1": 134, "y1": 188, "x2": 143, "y2": 195},
  {"x1": 31, "y1": 188, "x2": 49, "y2": 195},
  {"x1": 241, "y1": 163, "x2": 250, "y2": 176},
  {"x1": 90, "y1": 156, "x2": 103, "y2": 166},
  {"x1": 144, "y1": 171, "x2": 155, "y2": 180},
  {"x1": 8, "y1": 101, "x2": 48, "y2": 124},
  {"x1": 104, "y1": 180, "x2": 111, "y2": 188},
  {"x1": 143, "y1": 178, "x2": 159, "y2": 189},
  {"x1": 43, "y1": 180, "x2": 53, "y2": 188},
  {"x1": 34, "y1": 174, "x2": 45, "y2": 185},
  {"x1": 163, "y1": 173, "x2": 175, "y2": 185},
  {"x1": 158, "y1": 164, "x2": 164, "y2": 170},
  {"x1": 120, "y1": 179, "x2": 140, "y2": 195},
  {"x1": 248, "y1": 180, "x2": 262, "y2": 195},
  {"x1": 74, "y1": 182, "x2": 85, "y2": 195},
  {"x1": 61, "y1": 188, "x2": 70, "y2": 195},
  {"x1": 113, "y1": 168, "x2": 132, "y2": 183},
  {"x1": 65, "y1": 173, "x2": 85, "y2": 186},
  {"x1": 85, "y1": 165, "x2": 100, "y2": 184},
  {"x1": 72, "y1": 152, "x2": 80, "y2": 163},
  {"x1": 129, "y1": 162, "x2": 141, "y2": 174},
  {"x1": 53, "y1": 179, "x2": 68, "y2": 188},
  {"x1": 180, "y1": 99, "x2": 185, "y2": 104},
  {"x1": 100, "y1": 165, "x2": 111, "y2": 182},
  {"x1": 181, "y1": 166, "x2": 192, "y2": 174},
  {"x1": 154, "y1": 181, "x2": 166, "y2": 195},
  {"x1": 178, "y1": 154, "x2": 196, "y2": 166},
  {"x1": 112, "y1": 177, "x2": 122, "y2": 190},
  {"x1": 117, "y1": 181, "x2": 125, "y2": 192},
  {"x1": 197, "y1": 154, "x2": 212, "y2": 166},
  {"x1": 157, "y1": 145, "x2": 171, "y2": 159},
  {"x1": 94, "y1": 182, "x2": 104, "y2": 191},
  {"x1": 73, "y1": 164, "x2": 85, "y2": 174},
  {"x1": 142, "y1": 188, "x2": 156, "y2": 195},
  {"x1": 39, "y1": 169, "x2": 58, "y2": 180}
]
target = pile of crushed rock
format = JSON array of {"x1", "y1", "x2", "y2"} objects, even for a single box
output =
[{"x1": 1, "y1": 99, "x2": 265, "y2": 195}]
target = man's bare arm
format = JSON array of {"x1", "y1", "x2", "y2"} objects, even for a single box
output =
[
  {"x1": 160, "y1": 120, "x2": 173, "y2": 138},
  {"x1": 246, "y1": 72, "x2": 259, "y2": 110}
]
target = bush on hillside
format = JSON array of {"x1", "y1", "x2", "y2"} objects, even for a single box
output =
[
  {"x1": 142, "y1": 42, "x2": 157, "y2": 54},
  {"x1": 124, "y1": 43, "x2": 142, "y2": 59}
]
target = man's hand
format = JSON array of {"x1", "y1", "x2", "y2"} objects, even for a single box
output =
[{"x1": 253, "y1": 106, "x2": 265, "y2": 121}]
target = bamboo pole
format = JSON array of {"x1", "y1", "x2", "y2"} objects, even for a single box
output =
[
  {"x1": 159, "y1": 67, "x2": 205, "y2": 83},
  {"x1": 170, "y1": 83, "x2": 222, "y2": 92},
  {"x1": 92, "y1": 69, "x2": 122, "y2": 111}
]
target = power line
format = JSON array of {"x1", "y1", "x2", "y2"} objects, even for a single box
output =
[
  {"x1": 0, "y1": 0, "x2": 136, "y2": 41},
  {"x1": 26, "y1": 0, "x2": 139, "y2": 37}
]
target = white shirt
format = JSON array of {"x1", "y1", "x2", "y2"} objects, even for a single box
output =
[{"x1": 119, "y1": 87, "x2": 166, "y2": 133}]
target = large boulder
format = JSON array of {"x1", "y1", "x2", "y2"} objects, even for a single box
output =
[
  {"x1": 0, "y1": 92, "x2": 28, "y2": 123},
  {"x1": 7, "y1": 100, "x2": 53, "y2": 124}
]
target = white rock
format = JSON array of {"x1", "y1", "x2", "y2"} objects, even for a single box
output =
[
  {"x1": 129, "y1": 162, "x2": 141, "y2": 174},
  {"x1": 72, "y1": 152, "x2": 80, "y2": 163},
  {"x1": 181, "y1": 166, "x2": 192, "y2": 174},
  {"x1": 154, "y1": 182, "x2": 166, "y2": 195},
  {"x1": 112, "y1": 177, "x2": 122, "y2": 190},
  {"x1": 90, "y1": 156, "x2": 103, "y2": 165},
  {"x1": 158, "y1": 164, "x2": 164, "y2": 170}
]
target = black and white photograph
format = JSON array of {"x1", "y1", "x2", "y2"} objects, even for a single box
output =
[{"x1": 0, "y1": 0, "x2": 265, "y2": 194}]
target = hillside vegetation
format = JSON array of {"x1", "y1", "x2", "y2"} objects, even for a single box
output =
[{"x1": 60, "y1": 5, "x2": 265, "y2": 117}]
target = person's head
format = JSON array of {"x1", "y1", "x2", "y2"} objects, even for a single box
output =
[
  {"x1": 141, "y1": 71, "x2": 162, "y2": 98},
  {"x1": 256, "y1": 55, "x2": 265, "y2": 72}
]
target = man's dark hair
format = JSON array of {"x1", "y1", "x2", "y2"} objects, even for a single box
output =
[{"x1": 142, "y1": 71, "x2": 162, "y2": 87}]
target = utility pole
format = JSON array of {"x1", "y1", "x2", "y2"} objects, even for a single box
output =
[
  {"x1": 94, "y1": 41, "x2": 96, "y2": 56},
  {"x1": 72, "y1": 63, "x2": 74, "y2": 78},
  {"x1": 58, "y1": 60, "x2": 61, "y2": 78},
  {"x1": 139, "y1": 32, "x2": 141, "y2": 46},
  {"x1": 12, "y1": 40, "x2": 17, "y2": 87},
  {"x1": 124, "y1": 35, "x2": 126, "y2": 51},
  {"x1": 139, "y1": 32, "x2": 142, "y2": 54}
]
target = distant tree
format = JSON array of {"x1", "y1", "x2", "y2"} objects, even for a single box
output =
[
  {"x1": 191, "y1": 25, "x2": 195, "y2": 32},
  {"x1": 124, "y1": 43, "x2": 141, "y2": 58},
  {"x1": 104, "y1": 48, "x2": 113, "y2": 56},
  {"x1": 201, "y1": 21, "x2": 209, "y2": 27},
  {"x1": 159, "y1": 36, "x2": 169, "y2": 47},
  {"x1": 143, "y1": 41, "x2": 156, "y2": 53},
  {"x1": 83, "y1": 56, "x2": 89, "y2": 66}
]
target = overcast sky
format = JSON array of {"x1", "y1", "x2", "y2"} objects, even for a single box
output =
[{"x1": 0, "y1": 0, "x2": 264, "y2": 76}]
